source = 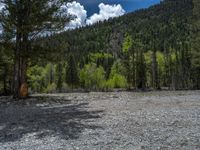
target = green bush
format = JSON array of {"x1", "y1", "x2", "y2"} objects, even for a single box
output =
[
  {"x1": 105, "y1": 60, "x2": 127, "y2": 89},
  {"x1": 43, "y1": 83, "x2": 57, "y2": 93},
  {"x1": 109, "y1": 60, "x2": 126, "y2": 78},
  {"x1": 79, "y1": 63, "x2": 106, "y2": 90},
  {"x1": 27, "y1": 65, "x2": 46, "y2": 92},
  {"x1": 107, "y1": 74, "x2": 128, "y2": 89}
]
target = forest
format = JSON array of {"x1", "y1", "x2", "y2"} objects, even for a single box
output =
[{"x1": 0, "y1": 0, "x2": 200, "y2": 98}]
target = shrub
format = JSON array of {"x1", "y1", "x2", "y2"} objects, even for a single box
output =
[
  {"x1": 79, "y1": 63, "x2": 106, "y2": 90},
  {"x1": 43, "y1": 83, "x2": 57, "y2": 93},
  {"x1": 107, "y1": 74, "x2": 128, "y2": 89},
  {"x1": 109, "y1": 60, "x2": 126, "y2": 78}
]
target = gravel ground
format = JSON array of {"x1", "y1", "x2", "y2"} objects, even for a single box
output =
[{"x1": 0, "y1": 91, "x2": 200, "y2": 150}]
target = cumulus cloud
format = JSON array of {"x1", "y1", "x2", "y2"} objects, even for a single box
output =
[
  {"x1": 0, "y1": 2, "x2": 125, "y2": 31},
  {"x1": 64, "y1": 2, "x2": 125, "y2": 29},
  {"x1": 86, "y1": 3, "x2": 125, "y2": 25},
  {"x1": 63, "y1": 1, "x2": 87, "y2": 30}
]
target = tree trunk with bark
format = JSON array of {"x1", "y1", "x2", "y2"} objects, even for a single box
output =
[
  {"x1": 13, "y1": 32, "x2": 21, "y2": 99},
  {"x1": 3, "y1": 65, "x2": 8, "y2": 95},
  {"x1": 19, "y1": 56, "x2": 28, "y2": 98},
  {"x1": 152, "y1": 50, "x2": 160, "y2": 90},
  {"x1": 13, "y1": 32, "x2": 29, "y2": 99},
  {"x1": 131, "y1": 50, "x2": 136, "y2": 88}
]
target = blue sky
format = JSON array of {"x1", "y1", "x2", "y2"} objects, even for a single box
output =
[
  {"x1": 0, "y1": 0, "x2": 161, "y2": 31},
  {"x1": 77, "y1": 0, "x2": 161, "y2": 16}
]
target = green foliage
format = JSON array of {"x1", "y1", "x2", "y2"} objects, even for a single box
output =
[
  {"x1": 44, "y1": 83, "x2": 57, "y2": 93},
  {"x1": 55, "y1": 63, "x2": 63, "y2": 91},
  {"x1": 144, "y1": 51, "x2": 152, "y2": 66},
  {"x1": 2, "y1": 0, "x2": 200, "y2": 94},
  {"x1": 27, "y1": 65, "x2": 46, "y2": 92},
  {"x1": 28, "y1": 63, "x2": 58, "y2": 93},
  {"x1": 144, "y1": 51, "x2": 153, "y2": 87},
  {"x1": 136, "y1": 50, "x2": 146, "y2": 89},
  {"x1": 122, "y1": 34, "x2": 133, "y2": 53},
  {"x1": 109, "y1": 60, "x2": 126, "y2": 78},
  {"x1": 0, "y1": 0, "x2": 70, "y2": 97},
  {"x1": 79, "y1": 63, "x2": 106, "y2": 90},
  {"x1": 65, "y1": 54, "x2": 79, "y2": 88},
  {"x1": 0, "y1": 46, "x2": 13, "y2": 94},
  {"x1": 105, "y1": 61, "x2": 128, "y2": 89},
  {"x1": 28, "y1": 0, "x2": 199, "y2": 91},
  {"x1": 88, "y1": 52, "x2": 114, "y2": 78},
  {"x1": 106, "y1": 74, "x2": 128, "y2": 89},
  {"x1": 121, "y1": 34, "x2": 133, "y2": 88},
  {"x1": 89, "y1": 52, "x2": 113, "y2": 63},
  {"x1": 157, "y1": 52, "x2": 165, "y2": 76}
]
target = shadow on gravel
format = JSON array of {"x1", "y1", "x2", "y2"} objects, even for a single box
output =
[{"x1": 0, "y1": 96, "x2": 103, "y2": 143}]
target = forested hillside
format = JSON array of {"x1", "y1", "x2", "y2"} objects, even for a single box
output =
[{"x1": 0, "y1": 0, "x2": 200, "y2": 95}]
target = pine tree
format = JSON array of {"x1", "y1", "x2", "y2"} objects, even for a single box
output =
[
  {"x1": 56, "y1": 63, "x2": 63, "y2": 92},
  {"x1": 0, "y1": 0, "x2": 70, "y2": 98},
  {"x1": 152, "y1": 50, "x2": 160, "y2": 89},
  {"x1": 66, "y1": 54, "x2": 79, "y2": 89},
  {"x1": 136, "y1": 49, "x2": 146, "y2": 89},
  {"x1": 190, "y1": 0, "x2": 200, "y2": 89},
  {"x1": 122, "y1": 34, "x2": 133, "y2": 89}
]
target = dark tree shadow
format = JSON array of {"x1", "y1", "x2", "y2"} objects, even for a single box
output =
[{"x1": 0, "y1": 96, "x2": 104, "y2": 143}]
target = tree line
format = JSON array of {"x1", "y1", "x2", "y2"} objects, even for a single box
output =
[{"x1": 0, "y1": 0, "x2": 200, "y2": 97}]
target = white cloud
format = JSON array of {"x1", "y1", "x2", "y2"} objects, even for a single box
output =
[
  {"x1": 63, "y1": 1, "x2": 87, "y2": 30},
  {"x1": 64, "y1": 2, "x2": 125, "y2": 29},
  {"x1": 0, "y1": 2, "x2": 125, "y2": 32},
  {"x1": 86, "y1": 3, "x2": 125, "y2": 25}
]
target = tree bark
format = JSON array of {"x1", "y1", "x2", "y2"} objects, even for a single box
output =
[
  {"x1": 13, "y1": 32, "x2": 29, "y2": 99},
  {"x1": 152, "y1": 50, "x2": 160, "y2": 90},
  {"x1": 131, "y1": 50, "x2": 136, "y2": 88},
  {"x1": 19, "y1": 34, "x2": 29, "y2": 98},
  {"x1": 19, "y1": 56, "x2": 28, "y2": 98},
  {"x1": 13, "y1": 32, "x2": 21, "y2": 99},
  {"x1": 3, "y1": 65, "x2": 8, "y2": 95}
]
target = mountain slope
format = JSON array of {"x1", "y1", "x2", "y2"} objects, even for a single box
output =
[
  {"x1": 43, "y1": 0, "x2": 193, "y2": 59},
  {"x1": 29, "y1": 0, "x2": 200, "y2": 91}
]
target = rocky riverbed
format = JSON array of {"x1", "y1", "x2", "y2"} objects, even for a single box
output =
[{"x1": 0, "y1": 91, "x2": 200, "y2": 150}]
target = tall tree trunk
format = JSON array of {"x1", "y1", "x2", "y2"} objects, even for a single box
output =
[
  {"x1": 19, "y1": 34, "x2": 29, "y2": 98},
  {"x1": 57, "y1": 63, "x2": 63, "y2": 92},
  {"x1": 174, "y1": 48, "x2": 179, "y2": 90},
  {"x1": 13, "y1": 33, "x2": 29, "y2": 99},
  {"x1": 164, "y1": 49, "x2": 169, "y2": 87},
  {"x1": 50, "y1": 64, "x2": 54, "y2": 84},
  {"x1": 19, "y1": 56, "x2": 28, "y2": 98},
  {"x1": 3, "y1": 65, "x2": 8, "y2": 95},
  {"x1": 152, "y1": 50, "x2": 160, "y2": 89},
  {"x1": 13, "y1": 32, "x2": 21, "y2": 99},
  {"x1": 136, "y1": 50, "x2": 146, "y2": 89},
  {"x1": 131, "y1": 50, "x2": 136, "y2": 88}
]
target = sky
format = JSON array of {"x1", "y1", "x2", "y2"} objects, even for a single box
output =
[
  {"x1": 77, "y1": 0, "x2": 161, "y2": 16},
  {"x1": 0, "y1": 0, "x2": 161, "y2": 31},
  {"x1": 64, "y1": 0, "x2": 160, "y2": 29}
]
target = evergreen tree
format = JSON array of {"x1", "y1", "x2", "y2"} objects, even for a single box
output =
[
  {"x1": 66, "y1": 54, "x2": 79, "y2": 89},
  {"x1": 0, "y1": 0, "x2": 70, "y2": 98},
  {"x1": 122, "y1": 34, "x2": 133, "y2": 89},
  {"x1": 190, "y1": 0, "x2": 200, "y2": 89},
  {"x1": 56, "y1": 63, "x2": 63, "y2": 92},
  {"x1": 135, "y1": 41, "x2": 146, "y2": 89}
]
